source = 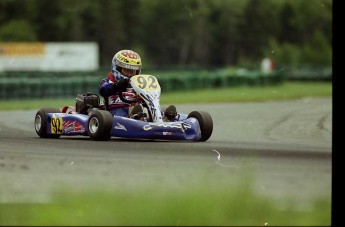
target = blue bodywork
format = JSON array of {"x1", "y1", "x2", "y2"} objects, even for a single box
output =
[{"x1": 46, "y1": 112, "x2": 202, "y2": 141}]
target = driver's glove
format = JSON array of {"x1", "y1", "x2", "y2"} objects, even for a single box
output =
[{"x1": 114, "y1": 78, "x2": 129, "y2": 92}]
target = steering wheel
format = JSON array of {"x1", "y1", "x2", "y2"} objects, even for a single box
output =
[{"x1": 119, "y1": 91, "x2": 138, "y2": 104}]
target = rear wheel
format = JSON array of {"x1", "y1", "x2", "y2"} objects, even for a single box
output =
[
  {"x1": 87, "y1": 110, "x2": 113, "y2": 141},
  {"x1": 188, "y1": 111, "x2": 213, "y2": 142},
  {"x1": 35, "y1": 108, "x2": 61, "y2": 138}
]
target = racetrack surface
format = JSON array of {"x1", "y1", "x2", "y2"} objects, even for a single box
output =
[{"x1": 0, "y1": 97, "x2": 332, "y2": 210}]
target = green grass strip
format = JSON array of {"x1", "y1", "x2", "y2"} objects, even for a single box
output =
[
  {"x1": 0, "y1": 82, "x2": 331, "y2": 110},
  {"x1": 0, "y1": 181, "x2": 331, "y2": 226},
  {"x1": 161, "y1": 81, "x2": 332, "y2": 104}
]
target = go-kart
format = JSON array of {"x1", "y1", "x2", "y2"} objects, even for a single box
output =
[{"x1": 34, "y1": 74, "x2": 213, "y2": 141}]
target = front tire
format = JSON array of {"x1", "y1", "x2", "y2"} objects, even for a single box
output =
[
  {"x1": 35, "y1": 108, "x2": 61, "y2": 138},
  {"x1": 87, "y1": 110, "x2": 113, "y2": 141},
  {"x1": 188, "y1": 111, "x2": 213, "y2": 142}
]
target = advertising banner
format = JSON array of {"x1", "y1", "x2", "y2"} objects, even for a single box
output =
[{"x1": 0, "y1": 42, "x2": 99, "y2": 72}]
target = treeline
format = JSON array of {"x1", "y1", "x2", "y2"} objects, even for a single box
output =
[{"x1": 0, "y1": 0, "x2": 332, "y2": 69}]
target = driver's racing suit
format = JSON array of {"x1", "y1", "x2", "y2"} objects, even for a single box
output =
[{"x1": 99, "y1": 72, "x2": 135, "y2": 117}]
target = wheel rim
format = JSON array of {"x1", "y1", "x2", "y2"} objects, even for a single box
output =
[
  {"x1": 89, "y1": 117, "x2": 99, "y2": 134},
  {"x1": 35, "y1": 115, "x2": 42, "y2": 132}
]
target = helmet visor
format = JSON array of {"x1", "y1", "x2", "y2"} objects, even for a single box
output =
[{"x1": 121, "y1": 68, "x2": 138, "y2": 77}]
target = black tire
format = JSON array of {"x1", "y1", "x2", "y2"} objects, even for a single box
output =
[
  {"x1": 187, "y1": 111, "x2": 213, "y2": 142},
  {"x1": 87, "y1": 110, "x2": 113, "y2": 141},
  {"x1": 34, "y1": 108, "x2": 61, "y2": 138}
]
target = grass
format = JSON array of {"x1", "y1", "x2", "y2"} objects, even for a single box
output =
[
  {"x1": 161, "y1": 81, "x2": 332, "y2": 104},
  {"x1": 0, "y1": 81, "x2": 332, "y2": 110},
  {"x1": 0, "y1": 179, "x2": 331, "y2": 226}
]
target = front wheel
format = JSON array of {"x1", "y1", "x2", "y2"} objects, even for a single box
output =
[
  {"x1": 87, "y1": 110, "x2": 113, "y2": 141},
  {"x1": 35, "y1": 108, "x2": 61, "y2": 138},
  {"x1": 188, "y1": 111, "x2": 213, "y2": 142}
]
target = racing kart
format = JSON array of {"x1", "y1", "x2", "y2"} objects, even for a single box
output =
[{"x1": 34, "y1": 74, "x2": 213, "y2": 142}]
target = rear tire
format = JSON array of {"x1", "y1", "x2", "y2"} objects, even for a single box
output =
[
  {"x1": 187, "y1": 111, "x2": 213, "y2": 142},
  {"x1": 35, "y1": 108, "x2": 61, "y2": 138},
  {"x1": 87, "y1": 110, "x2": 113, "y2": 141}
]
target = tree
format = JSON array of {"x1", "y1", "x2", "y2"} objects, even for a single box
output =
[
  {"x1": 238, "y1": 0, "x2": 279, "y2": 61},
  {"x1": 34, "y1": 0, "x2": 66, "y2": 41},
  {"x1": 207, "y1": 0, "x2": 246, "y2": 66},
  {"x1": 0, "y1": 0, "x2": 332, "y2": 68},
  {"x1": 139, "y1": 0, "x2": 197, "y2": 66},
  {"x1": 0, "y1": 19, "x2": 37, "y2": 41}
]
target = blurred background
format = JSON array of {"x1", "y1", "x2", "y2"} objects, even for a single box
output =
[{"x1": 0, "y1": 0, "x2": 332, "y2": 99}]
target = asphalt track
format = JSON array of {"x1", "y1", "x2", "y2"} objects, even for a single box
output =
[{"x1": 0, "y1": 97, "x2": 332, "y2": 210}]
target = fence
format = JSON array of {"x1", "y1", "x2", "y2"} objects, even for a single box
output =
[{"x1": 0, "y1": 66, "x2": 331, "y2": 100}]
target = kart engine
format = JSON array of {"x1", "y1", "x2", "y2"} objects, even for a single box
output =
[{"x1": 76, "y1": 92, "x2": 100, "y2": 114}]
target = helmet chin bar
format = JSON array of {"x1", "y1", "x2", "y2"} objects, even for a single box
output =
[{"x1": 113, "y1": 70, "x2": 127, "y2": 81}]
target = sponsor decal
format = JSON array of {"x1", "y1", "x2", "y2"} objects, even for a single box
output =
[
  {"x1": 116, "y1": 55, "x2": 130, "y2": 63},
  {"x1": 143, "y1": 122, "x2": 191, "y2": 131},
  {"x1": 114, "y1": 122, "x2": 127, "y2": 131},
  {"x1": 51, "y1": 116, "x2": 63, "y2": 134},
  {"x1": 108, "y1": 96, "x2": 122, "y2": 104},
  {"x1": 62, "y1": 121, "x2": 85, "y2": 133},
  {"x1": 0, "y1": 43, "x2": 45, "y2": 56}
]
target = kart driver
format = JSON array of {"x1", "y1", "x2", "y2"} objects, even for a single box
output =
[{"x1": 99, "y1": 49, "x2": 177, "y2": 121}]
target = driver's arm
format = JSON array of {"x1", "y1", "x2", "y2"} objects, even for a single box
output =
[{"x1": 99, "y1": 78, "x2": 129, "y2": 97}]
